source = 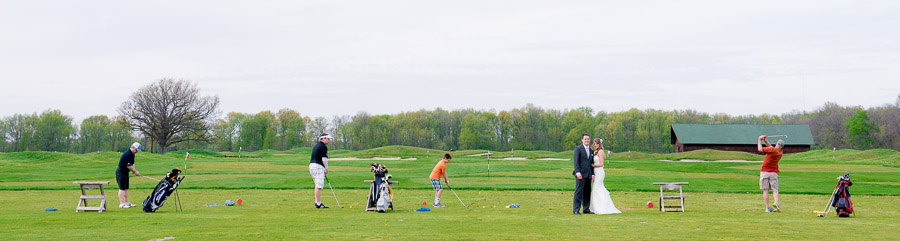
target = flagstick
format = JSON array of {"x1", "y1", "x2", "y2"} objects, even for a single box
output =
[
  {"x1": 183, "y1": 152, "x2": 190, "y2": 172},
  {"x1": 487, "y1": 151, "x2": 491, "y2": 179}
]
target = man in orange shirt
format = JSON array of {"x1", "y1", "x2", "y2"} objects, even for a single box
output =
[
  {"x1": 758, "y1": 135, "x2": 785, "y2": 212},
  {"x1": 429, "y1": 153, "x2": 452, "y2": 207}
]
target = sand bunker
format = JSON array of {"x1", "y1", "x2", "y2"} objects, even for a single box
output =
[
  {"x1": 467, "y1": 153, "x2": 493, "y2": 157},
  {"x1": 536, "y1": 158, "x2": 570, "y2": 161},
  {"x1": 659, "y1": 159, "x2": 761, "y2": 163},
  {"x1": 499, "y1": 157, "x2": 528, "y2": 160},
  {"x1": 329, "y1": 157, "x2": 417, "y2": 161}
]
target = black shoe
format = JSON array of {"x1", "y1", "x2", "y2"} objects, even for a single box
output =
[
  {"x1": 315, "y1": 203, "x2": 330, "y2": 209},
  {"x1": 583, "y1": 211, "x2": 594, "y2": 214},
  {"x1": 573, "y1": 211, "x2": 581, "y2": 215}
]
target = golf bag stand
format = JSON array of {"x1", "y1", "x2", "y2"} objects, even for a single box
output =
[
  {"x1": 831, "y1": 173, "x2": 854, "y2": 217},
  {"x1": 142, "y1": 168, "x2": 185, "y2": 213}
]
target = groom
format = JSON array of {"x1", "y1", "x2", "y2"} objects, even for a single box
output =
[{"x1": 572, "y1": 133, "x2": 594, "y2": 215}]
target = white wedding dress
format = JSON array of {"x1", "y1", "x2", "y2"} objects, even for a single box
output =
[{"x1": 589, "y1": 154, "x2": 621, "y2": 214}]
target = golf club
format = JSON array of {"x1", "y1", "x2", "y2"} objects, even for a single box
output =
[
  {"x1": 764, "y1": 135, "x2": 788, "y2": 139},
  {"x1": 324, "y1": 176, "x2": 344, "y2": 208},
  {"x1": 446, "y1": 185, "x2": 469, "y2": 207},
  {"x1": 816, "y1": 180, "x2": 842, "y2": 217},
  {"x1": 141, "y1": 175, "x2": 160, "y2": 181}
]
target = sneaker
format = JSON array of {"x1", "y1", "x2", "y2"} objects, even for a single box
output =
[
  {"x1": 127, "y1": 202, "x2": 137, "y2": 207},
  {"x1": 772, "y1": 203, "x2": 781, "y2": 213},
  {"x1": 432, "y1": 203, "x2": 445, "y2": 208},
  {"x1": 119, "y1": 203, "x2": 131, "y2": 209},
  {"x1": 766, "y1": 207, "x2": 775, "y2": 212},
  {"x1": 315, "y1": 203, "x2": 329, "y2": 209}
]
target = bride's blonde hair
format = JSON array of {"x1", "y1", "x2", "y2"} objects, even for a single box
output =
[{"x1": 592, "y1": 138, "x2": 604, "y2": 153}]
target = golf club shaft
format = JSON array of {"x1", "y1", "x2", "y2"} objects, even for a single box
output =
[
  {"x1": 141, "y1": 175, "x2": 160, "y2": 181},
  {"x1": 447, "y1": 186, "x2": 468, "y2": 207},
  {"x1": 325, "y1": 176, "x2": 343, "y2": 208},
  {"x1": 765, "y1": 135, "x2": 787, "y2": 138},
  {"x1": 820, "y1": 185, "x2": 840, "y2": 216}
]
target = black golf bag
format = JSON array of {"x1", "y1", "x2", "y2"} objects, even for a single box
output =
[
  {"x1": 142, "y1": 168, "x2": 184, "y2": 213},
  {"x1": 831, "y1": 173, "x2": 854, "y2": 217}
]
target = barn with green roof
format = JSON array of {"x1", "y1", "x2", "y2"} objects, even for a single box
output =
[{"x1": 670, "y1": 124, "x2": 815, "y2": 154}]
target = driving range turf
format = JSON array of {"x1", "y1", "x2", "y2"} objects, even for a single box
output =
[{"x1": 1, "y1": 146, "x2": 899, "y2": 240}]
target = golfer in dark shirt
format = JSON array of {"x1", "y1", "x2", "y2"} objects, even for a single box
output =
[
  {"x1": 310, "y1": 133, "x2": 331, "y2": 208},
  {"x1": 116, "y1": 142, "x2": 142, "y2": 208}
]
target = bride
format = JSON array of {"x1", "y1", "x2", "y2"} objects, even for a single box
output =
[{"x1": 589, "y1": 138, "x2": 621, "y2": 214}]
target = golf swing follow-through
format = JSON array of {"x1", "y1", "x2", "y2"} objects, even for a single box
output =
[{"x1": 758, "y1": 135, "x2": 785, "y2": 213}]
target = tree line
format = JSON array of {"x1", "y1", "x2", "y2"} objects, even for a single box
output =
[
  {"x1": 0, "y1": 110, "x2": 134, "y2": 153},
  {"x1": 1, "y1": 86, "x2": 897, "y2": 154}
]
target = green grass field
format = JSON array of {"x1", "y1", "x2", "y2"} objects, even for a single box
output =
[{"x1": 1, "y1": 146, "x2": 899, "y2": 240}]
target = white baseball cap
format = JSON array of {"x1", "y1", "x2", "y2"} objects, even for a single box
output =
[{"x1": 131, "y1": 142, "x2": 142, "y2": 152}]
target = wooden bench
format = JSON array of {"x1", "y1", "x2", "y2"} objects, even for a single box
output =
[
  {"x1": 74, "y1": 181, "x2": 110, "y2": 213},
  {"x1": 653, "y1": 182, "x2": 688, "y2": 212}
]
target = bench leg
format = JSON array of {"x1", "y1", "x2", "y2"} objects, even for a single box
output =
[
  {"x1": 658, "y1": 186, "x2": 664, "y2": 212},
  {"x1": 80, "y1": 186, "x2": 89, "y2": 207}
]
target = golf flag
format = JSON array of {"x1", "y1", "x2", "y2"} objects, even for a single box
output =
[{"x1": 186, "y1": 152, "x2": 190, "y2": 158}]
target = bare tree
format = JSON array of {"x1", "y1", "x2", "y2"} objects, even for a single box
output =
[
  {"x1": 308, "y1": 117, "x2": 329, "y2": 143},
  {"x1": 118, "y1": 79, "x2": 219, "y2": 154},
  {"x1": 330, "y1": 114, "x2": 350, "y2": 149}
]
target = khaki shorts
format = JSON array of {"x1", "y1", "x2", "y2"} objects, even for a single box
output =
[{"x1": 759, "y1": 172, "x2": 779, "y2": 190}]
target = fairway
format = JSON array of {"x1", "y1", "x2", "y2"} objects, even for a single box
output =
[{"x1": 1, "y1": 147, "x2": 899, "y2": 240}]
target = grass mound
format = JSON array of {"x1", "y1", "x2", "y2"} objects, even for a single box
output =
[
  {"x1": 0, "y1": 151, "x2": 76, "y2": 162},
  {"x1": 167, "y1": 149, "x2": 224, "y2": 157},
  {"x1": 612, "y1": 149, "x2": 762, "y2": 161},
  {"x1": 278, "y1": 147, "x2": 313, "y2": 154},
  {"x1": 784, "y1": 149, "x2": 900, "y2": 166},
  {"x1": 332, "y1": 145, "x2": 441, "y2": 158}
]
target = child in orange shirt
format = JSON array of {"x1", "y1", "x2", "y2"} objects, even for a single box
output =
[{"x1": 429, "y1": 153, "x2": 452, "y2": 207}]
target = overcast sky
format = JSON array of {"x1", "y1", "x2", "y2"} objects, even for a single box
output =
[{"x1": 2, "y1": 0, "x2": 899, "y2": 122}]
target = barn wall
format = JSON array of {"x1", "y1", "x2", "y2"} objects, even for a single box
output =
[
  {"x1": 682, "y1": 144, "x2": 810, "y2": 154},
  {"x1": 674, "y1": 139, "x2": 684, "y2": 153}
]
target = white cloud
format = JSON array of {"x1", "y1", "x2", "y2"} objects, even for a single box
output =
[{"x1": 1, "y1": 0, "x2": 898, "y2": 121}]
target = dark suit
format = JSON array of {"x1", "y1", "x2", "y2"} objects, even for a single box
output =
[{"x1": 573, "y1": 144, "x2": 594, "y2": 213}]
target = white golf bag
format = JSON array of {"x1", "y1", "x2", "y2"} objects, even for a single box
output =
[{"x1": 375, "y1": 174, "x2": 392, "y2": 212}]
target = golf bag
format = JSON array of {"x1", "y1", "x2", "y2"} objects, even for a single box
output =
[
  {"x1": 367, "y1": 163, "x2": 394, "y2": 212},
  {"x1": 831, "y1": 173, "x2": 853, "y2": 217},
  {"x1": 142, "y1": 168, "x2": 184, "y2": 213},
  {"x1": 375, "y1": 174, "x2": 393, "y2": 212}
]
